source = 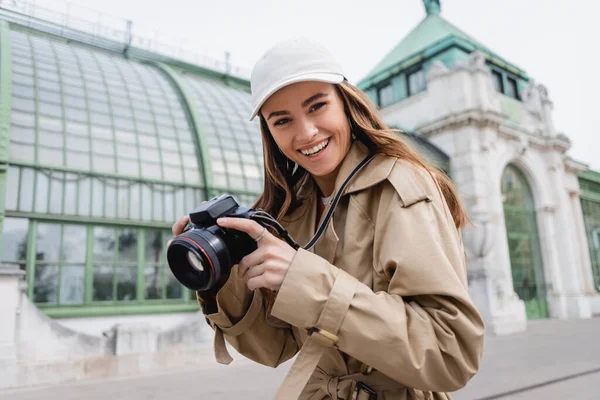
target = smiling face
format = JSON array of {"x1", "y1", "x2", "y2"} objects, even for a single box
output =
[{"x1": 260, "y1": 81, "x2": 352, "y2": 197}]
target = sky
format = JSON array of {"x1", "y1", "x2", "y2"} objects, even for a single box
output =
[{"x1": 41, "y1": 0, "x2": 599, "y2": 169}]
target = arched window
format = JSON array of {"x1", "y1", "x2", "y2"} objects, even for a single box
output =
[{"x1": 501, "y1": 165, "x2": 548, "y2": 319}]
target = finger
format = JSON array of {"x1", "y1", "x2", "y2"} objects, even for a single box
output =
[
  {"x1": 247, "y1": 274, "x2": 268, "y2": 291},
  {"x1": 217, "y1": 217, "x2": 271, "y2": 241},
  {"x1": 244, "y1": 264, "x2": 264, "y2": 282},
  {"x1": 172, "y1": 215, "x2": 190, "y2": 236},
  {"x1": 238, "y1": 247, "x2": 266, "y2": 278},
  {"x1": 166, "y1": 239, "x2": 173, "y2": 248}
]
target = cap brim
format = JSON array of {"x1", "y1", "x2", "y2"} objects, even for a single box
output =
[{"x1": 249, "y1": 72, "x2": 344, "y2": 121}]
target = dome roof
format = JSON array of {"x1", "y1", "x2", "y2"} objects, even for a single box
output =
[{"x1": 3, "y1": 25, "x2": 263, "y2": 224}]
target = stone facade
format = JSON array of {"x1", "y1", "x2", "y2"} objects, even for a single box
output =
[{"x1": 379, "y1": 51, "x2": 599, "y2": 334}]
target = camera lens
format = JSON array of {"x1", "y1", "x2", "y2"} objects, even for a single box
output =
[
  {"x1": 187, "y1": 251, "x2": 205, "y2": 272},
  {"x1": 166, "y1": 226, "x2": 231, "y2": 291}
]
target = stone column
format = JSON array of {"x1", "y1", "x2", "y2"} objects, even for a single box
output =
[
  {"x1": 548, "y1": 159, "x2": 591, "y2": 319},
  {"x1": 0, "y1": 264, "x2": 25, "y2": 363}
]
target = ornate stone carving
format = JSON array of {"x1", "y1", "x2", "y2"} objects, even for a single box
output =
[
  {"x1": 427, "y1": 60, "x2": 448, "y2": 80},
  {"x1": 462, "y1": 217, "x2": 494, "y2": 260},
  {"x1": 467, "y1": 50, "x2": 487, "y2": 71},
  {"x1": 523, "y1": 81, "x2": 543, "y2": 120}
]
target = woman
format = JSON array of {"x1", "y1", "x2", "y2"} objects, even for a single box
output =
[{"x1": 170, "y1": 38, "x2": 485, "y2": 400}]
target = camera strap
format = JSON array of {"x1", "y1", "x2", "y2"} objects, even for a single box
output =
[
  {"x1": 250, "y1": 152, "x2": 376, "y2": 251},
  {"x1": 303, "y1": 152, "x2": 375, "y2": 250}
]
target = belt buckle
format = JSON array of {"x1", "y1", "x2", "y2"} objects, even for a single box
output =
[{"x1": 352, "y1": 381, "x2": 377, "y2": 400}]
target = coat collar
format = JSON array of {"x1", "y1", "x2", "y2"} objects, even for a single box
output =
[
  {"x1": 285, "y1": 140, "x2": 396, "y2": 223},
  {"x1": 333, "y1": 140, "x2": 397, "y2": 196}
]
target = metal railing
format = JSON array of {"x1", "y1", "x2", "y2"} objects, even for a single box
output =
[{"x1": 0, "y1": 0, "x2": 251, "y2": 79}]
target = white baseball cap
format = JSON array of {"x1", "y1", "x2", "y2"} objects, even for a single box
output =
[{"x1": 249, "y1": 38, "x2": 346, "y2": 121}]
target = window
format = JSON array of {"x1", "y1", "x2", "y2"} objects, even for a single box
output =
[
  {"x1": 490, "y1": 67, "x2": 521, "y2": 101},
  {"x1": 407, "y1": 69, "x2": 426, "y2": 96},
  {"x1": 377, "y1": 84, "x2": 393, "y2": 108},
  {"x1": 34, "y1": 223, "x2": 86, "y2": 305},
  {"x1": 491, "y1": 70, "x2": 504, "y2": 93},
  {"x1": 506, "y1": 77, "x2": 519, "y2": 100}
]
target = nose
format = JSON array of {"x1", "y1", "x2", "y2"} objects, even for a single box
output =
[{"x1": 297, "y1": 117, "x2": 318, "y2": 142}]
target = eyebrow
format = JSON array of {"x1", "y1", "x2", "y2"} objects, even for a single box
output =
[{"x1": 266, "y1": 92, "x2": 329, "y2": 121}]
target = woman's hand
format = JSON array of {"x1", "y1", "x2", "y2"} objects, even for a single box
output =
[
  {"x1": 167, "y1": 214, "x2": 191, "y2": 248},
  {"x1": 217, "y1": 217, "x2": 297, "y2": 292}
]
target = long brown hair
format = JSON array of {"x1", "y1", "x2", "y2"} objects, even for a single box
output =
[{"x1": 254, "y1": 80, "x2": 469, "y2": 230}]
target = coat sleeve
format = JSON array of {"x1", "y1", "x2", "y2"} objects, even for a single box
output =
[
  {"x1": 270, "y1": 165, "x2": 485, "y2": 392},
  {"x1": 198, "y1": 265, "x2": 299, "y2": 368}
]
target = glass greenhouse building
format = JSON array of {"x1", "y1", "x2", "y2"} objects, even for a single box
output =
[{"x1": 0, "y1": 17, "x2": 268, "y2": 318}]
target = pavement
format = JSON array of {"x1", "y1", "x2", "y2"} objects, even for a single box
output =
[{"x1": 1, "y1": 318, "x2": 599, "y2": 400}]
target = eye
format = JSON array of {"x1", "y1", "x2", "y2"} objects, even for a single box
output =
[
  {"x1": 274, "y1": 118, "x2": 291, "y2": 126},
  {"x1": 309, "y1": 102, "x2": 327, "y2": 113}
]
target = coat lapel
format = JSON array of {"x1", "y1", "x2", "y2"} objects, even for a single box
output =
[{"x1": 282, "y1": 140, "x2": 396, "y2": 261}]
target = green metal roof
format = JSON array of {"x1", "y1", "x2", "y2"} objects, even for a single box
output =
[
  {"x1": 358, "y1": 11, "x2": 525, "y2": 88},
  {"x1": 3, "y1": 24, "x2": 263, "y2": 225}
]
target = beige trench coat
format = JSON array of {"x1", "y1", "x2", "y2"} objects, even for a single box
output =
[{"x1": 198, "y1": 140, "x2": 485, "y2": 399}]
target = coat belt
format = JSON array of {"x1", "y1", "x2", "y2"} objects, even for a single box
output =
[{"x1": 305, "y1": 367, "x2": 408, "y2": 399}]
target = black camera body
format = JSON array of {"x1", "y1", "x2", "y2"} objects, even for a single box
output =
[{"x1": 167, "y1": 194, "x2": 258, "y2": 291}]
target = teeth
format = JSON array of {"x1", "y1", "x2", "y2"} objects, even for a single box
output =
[{"x1": 301, "y1": 139, "x2": 329, "y2": 156}]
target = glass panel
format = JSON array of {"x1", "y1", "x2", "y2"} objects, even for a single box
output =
[
  {"x1": 174, "y1": 187, "x2": 185, "y2": 219},
  {"x1": 67, "y1": 135, "x2": 89, "y2": 151},
  {"x1": 141, "y1": 162, "x2": 162, "y2": 179},
  {"x1": 91, "y1": 178, "x2": 104, "y2": 217},
  {"x1": 49, "y1": 172, "x2": 64, "y2": 214},
  {"x1": 145, "y1": 231, "x2": 164, "y2": 264},
  {"x1": 38, "y1": 102, "x2": 62, "y2": 117},
  {"x1": 117, "y1": 158, "x2": 139, "y2": 176},
  {"x1": 117, "y1": 229, "x2": 137, "y2": 262},
  {"x1": 184, "y1": 168, "x2": 201, "y2": 185},
  {"x1": 62, "y1": 225, "x2": 86, "y2": 263},
  {"x1": 116, "y1": 182, "x2": 129, "y2": 219},
  {"x1": 10, "y1": 125, "x2": 35, "y2": 144},
  {"x1": 38, "y1": 147, "x2": 64, "y2": 166},
  {"x1": 66, "y1": 150, "x2": 90, "y2": 169},
  {"x1": 93, "y1": 265, "x2": 114, "y2": 301},
  {"x1": 1, "y1": 218, "x2": 29, "y2": 264},
  {"x1": 93, "y1": 138, "x2": 114, "y2": 155},
  {"x1": 104, "y1": 180, "x2": 117, "y2": 218},
  {"x1": 33, "y1": 265, "x2": 59, "y2": 304},
  {"x1": 407, "y1": 69, "x2": 426, "y2": 96},
  {"x1": 144, "y1": 266, "x2": 163, "y2": 300},
  {"x1": 141, "y1": 184, "x2": 152, "y2": 221},
  {"x1": 94, "y1": 155, "x2": 116, "y2": 173},
  {"x1": 94, "y1": 227, "x2": 115, "y2": 262},
  {"x1": 116, "y1": 266, "x2": 137, "y2": 301},
  {"x1": 39, "y1": 130, "x2": 63, "y2": 147},
  {"x1": 164, "y1": 166, "x2": 182, "y2": 183},
  {"x1": 166, "y1": 272, "x2": 183, "y2": 299},
  {"x1": 6, "y1": 166, "x2": 19, "y2": 211},
  {"x1": 39, "y1": 117, "x2": 64, "y2": 132},
  {"x1": 506, "y1": 77, "x2": 519, "y2": 100},
  {"x1": 36, "y1": 223, "x2": 61, "y2": 262},
  {"x1": 64, "y1": 177, "x2": 77, "y2": 215},
  {"x1": 378, "y1": 84, "x2": 393, "y2": 107},
  {"x1": 129, "y1": 183, "x2": 141, "y2": 220},
  {"x1": 66, "y1": 121, "x2": 88, "y2": 136},
  {"x1": 492, "y1": 70, "x2": 504, "y2": 93},
  {"x1": 153, "y1": 187, "x2": 163, "y2": 221},
  {"x1": 11, "y1": 110, "x2": 35, "y2": 126},
  {"x1": 19, "y1": 167, "x2": 35, "y2": 212},
  {"x1": 60, "y1": 265, "x2": 85, "y2": 305},
  {"x1": 78, "y1": 177, "x2": 91, "y2": 216}
]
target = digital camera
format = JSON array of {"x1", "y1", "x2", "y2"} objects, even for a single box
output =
[{"x1": 166, "y1": 194, "x2": 260, "y2": 291}]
